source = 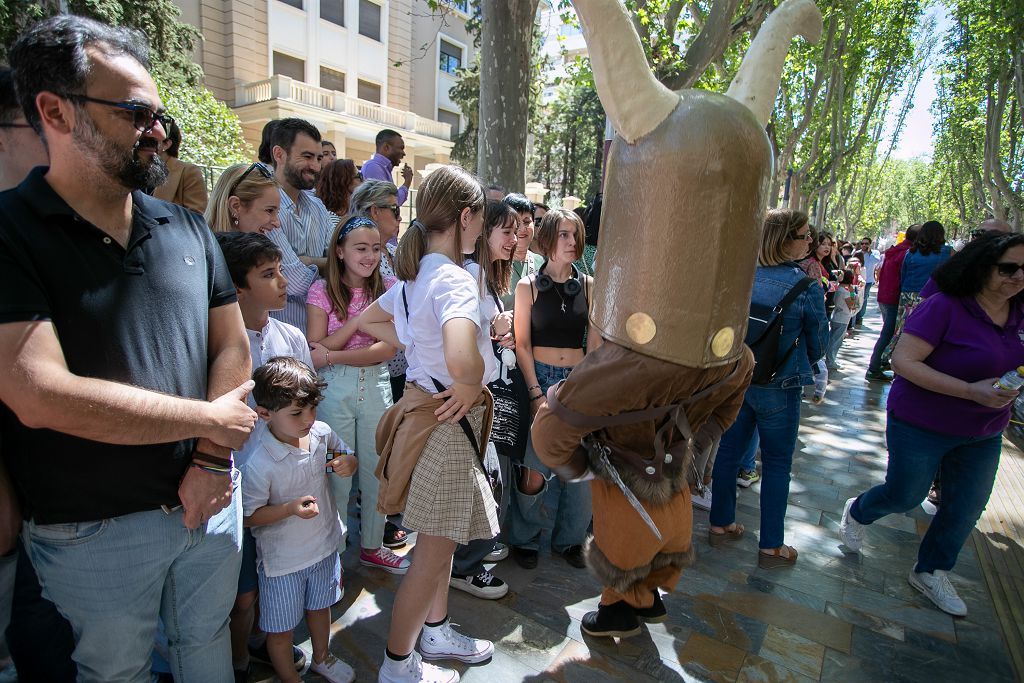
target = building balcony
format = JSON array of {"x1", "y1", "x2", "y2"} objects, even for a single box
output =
[{"x1": 235, "y1": 75, "x2": 452, "y2": 142}]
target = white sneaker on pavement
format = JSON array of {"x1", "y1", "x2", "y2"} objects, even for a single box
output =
[
  {"x1": 378, "y1": 650, "x2": 459, "y2": 683},
  {"x1": 485, "y1": 542, "x2": 509, "y2": 562},
  {"x1": 691, "y1": 488, "x2": 712, "y2": 511},
  {"x1": 450, "y1": 569, "x2": 508, "y2": 599},
  {"x1": 839, "y1": 497, "x2": 865, "y2": 552},
  {"x1": 908, "y1": 569, "x2": 967, "y2": 617},
  {"x1": 310, "y1": 653, "x2": 355, "y2": 683},
  {"x1": 418, "y1": 619, "x2": 493, "y2": 664}
]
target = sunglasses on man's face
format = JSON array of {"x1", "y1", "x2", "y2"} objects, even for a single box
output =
[
  {"x1": 0, "y1": 121, "x2": 32, "y2": 129},
  {"x1": 63, "y1": 93, "x2": 174, "y2": 134},
  {"x1": 996, "y1": 262, "x2": 1024, "y2": 277}
]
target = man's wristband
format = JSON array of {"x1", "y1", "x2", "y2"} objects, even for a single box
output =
[
  {"x1": 193, "y1": 463, "x2": 231, "y2": 476},
  {"x1": 193, "y1": 451, "x2": 233, "y2": 469}
]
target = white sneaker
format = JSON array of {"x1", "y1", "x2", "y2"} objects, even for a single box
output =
[
  {"x1": 378, "y1": 650, "x2": 459, "y2": 683},
  {"x1": 311, "y1": 652, "x2": 355, "y2": 683},
  {"x1": 691, "y1": 488, "x2": 712, "y2": 511},
  {"x1": 449, "y1": 569, "x2": 508, "y2": 599},
  {"x1": 839, "y1": 497, "x2": 865, "y2": 552},
  {"x1": 908, "y1": 569, "x2": 967, "y2": 617},
  {"x1": 418, "y1": 619, "x2": 493, "y2": 663},
  {"x1": 485, "y1": 542, "x2": 509, "y2": 562}
]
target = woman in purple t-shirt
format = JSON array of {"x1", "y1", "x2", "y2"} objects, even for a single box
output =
[{"x1": 840, "y1": 232, "x2": 1024, "y2": 618}]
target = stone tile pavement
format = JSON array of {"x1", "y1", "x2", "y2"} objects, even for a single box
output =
[{"x1": 280, "y1": 299, "x2": 1018, "y2": 682}]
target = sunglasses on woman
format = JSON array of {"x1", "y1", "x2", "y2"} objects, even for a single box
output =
[
  {"x1": 377, "y1": 203, "x2": 401, "y2": 220},
  {"x1": 229, "y1": 162, "x2": 274, "y2": 196},
  {"x1": 996, "y1": 262, "x2": 1024, "y2": 277}
]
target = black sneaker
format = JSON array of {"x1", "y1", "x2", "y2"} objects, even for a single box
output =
[
  {"x1": 248, "y1": 641, "x2": 306, "y2": 671},
  {"x1": 865, "y1": 369, "x2": 893, "y2": 382},
  {"x1": 581, "y1": 601, "x2": 642, "y2": 638},
  {"x1": 511, "y1": 546, "x2": 538, "y2": 569},
  {"x1": 450, "y1": 569, "x2": 509, "y2": 599},
  {"x1": 633, "y1": 591, "x2": 667, "y2": 623},
  {"x1": 558, "y1": 544, "x2": 586, "y2": 569}
]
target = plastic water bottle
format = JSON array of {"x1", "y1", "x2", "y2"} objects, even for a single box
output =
[{"x1": 993, "y1": 367, "x2": 1024, "y2": 391}]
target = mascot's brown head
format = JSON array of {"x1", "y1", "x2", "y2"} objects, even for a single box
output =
[{"x1": 574, "y1": 0, "x2": 823, "y2": 368}]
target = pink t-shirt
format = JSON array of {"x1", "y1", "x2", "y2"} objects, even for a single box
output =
[{"x1": 307, "y1": 276, "x2": 396, "y2": 350}]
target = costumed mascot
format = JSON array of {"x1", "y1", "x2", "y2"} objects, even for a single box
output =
[{"x1": 530, "y1": 0, "x2": 823, "y2": 637}]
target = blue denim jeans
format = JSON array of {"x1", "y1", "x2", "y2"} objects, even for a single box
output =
[
  {"x1": 739, "y1": 431, "x2": 760, "y2": 472},
  {"x1": 854, "y1": 282, "x2": 873, "y2": 326},
  {"x1": 826, "y1": 320, "x2": 848, "y2": 368},
  {"x1": 506, "y1": 361, "x2": 593, "y2": 552},
  {"x1": 851, "y1": 416, "x2": 1002, "y2": 573},
  {"x1": 710, "y1": 386, "x2": 802, "y2": 549},
  {"x1": 868, "y1": 303, "x2": 899, "y2": 373},
  {"x1": 24, "y1": 488, "x2": 242, "y2": 683}
]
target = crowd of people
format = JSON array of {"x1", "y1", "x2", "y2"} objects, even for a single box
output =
[{"x1": 1, "y1": 13, "x2": 1023, "y2": 683}]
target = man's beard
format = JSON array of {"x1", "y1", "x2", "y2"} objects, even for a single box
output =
[
  {"x1": 74, "y1": 113, "x2": 169, "y2": 191},
  {"x1": 284, "y1": 160, "x2": 315, "y2": 191}
]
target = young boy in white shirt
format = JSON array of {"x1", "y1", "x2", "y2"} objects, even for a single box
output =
[
  {"x1": 241, "y1": 357, "x2": 358, "y2": 683},
  {"x1": 216, "y1": 231, "x2": 317, "y2": 678}
]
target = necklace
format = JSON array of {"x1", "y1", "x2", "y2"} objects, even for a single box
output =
[{"x1": 552, "y1": 281, "x2": 567, "y2": 313}]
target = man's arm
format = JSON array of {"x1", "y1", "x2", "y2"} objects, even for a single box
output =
[{"x1": 0, "y1": 320, "x2": 254, "y2": 448}]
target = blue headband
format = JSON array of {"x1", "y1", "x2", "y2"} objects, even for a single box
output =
[{"x1": 338, "y1": 216, "x2": 377, "y2": 242}]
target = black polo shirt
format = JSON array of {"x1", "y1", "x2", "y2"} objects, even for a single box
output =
[{"x1": 0, "y1": 167, "x2": 237, "y2": 524}]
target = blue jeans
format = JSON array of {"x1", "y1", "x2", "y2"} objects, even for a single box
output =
[
  {"x1": 868, "y1": 303, "x2": 899, "y2": 373},
  {"x1": 710, "y1": 386, "x2": 802, "y2": 549},
  {"x1": 850, "y1": 416, "x2": 1001, "y2": 573},
  {"x1": 24, "y1": 489, "x2": 242, "y2": 683},
  {"x1": 740, "y1": 431, "x2": 760, "y2": 472},
  {"x1": 506, "y1": 361, "x2": 592, "y2": 552},
  {"x1": 854, "y1": 282, "x2": 873, "y2": 326},
  {"x1": 826, "y1": 320, "x2": 848, "y2": 367}
]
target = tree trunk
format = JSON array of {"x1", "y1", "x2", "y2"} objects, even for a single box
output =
[{"x1": 477, "y1": 0, "x2": 540, "y2": 193}]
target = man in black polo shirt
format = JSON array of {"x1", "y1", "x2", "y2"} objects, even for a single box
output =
[{"x1": 0, "y1": 16, "x2": 257, "y2": 681}]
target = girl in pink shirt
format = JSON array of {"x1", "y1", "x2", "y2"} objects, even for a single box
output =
[{"x1": 306, "y1": 215, "x2": 410, "y2": 574}]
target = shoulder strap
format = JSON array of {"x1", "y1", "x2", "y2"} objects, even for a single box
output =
[
  {"x1": 772, "y1": 276, "x2": 815, "y2": 314},
  {"x1": 401, "y1": 283, "x2": 409, "y2": 320},
  {"x1": 429, "y1": 377, "x2": 485, "y2": 464}
]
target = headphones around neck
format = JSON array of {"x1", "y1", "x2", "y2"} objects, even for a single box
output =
[{"x1": 536, "y1": 261, "x2": 587, "y2": 314}]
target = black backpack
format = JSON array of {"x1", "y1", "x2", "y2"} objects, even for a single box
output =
[{"x1": 745, "y1": 274, "x2": 815, "y2": 385}]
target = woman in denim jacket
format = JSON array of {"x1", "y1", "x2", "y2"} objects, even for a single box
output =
[{"x1": 708, "y1": 209, "x2": 830, "y2": 569}]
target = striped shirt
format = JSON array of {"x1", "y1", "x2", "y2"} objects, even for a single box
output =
[
  {"x1": 267, "y1": 227, "x2": 318, "y2": 332},
  {"x1": 279, "y1": 189, "x2": 335, "y2": 261}
]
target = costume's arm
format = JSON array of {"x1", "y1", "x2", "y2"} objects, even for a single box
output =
[{"x1": 531, "y1": 395, "x2": 591, "y2": 481}]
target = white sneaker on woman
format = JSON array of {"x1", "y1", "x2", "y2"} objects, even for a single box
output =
[
  {"x1": 839, "y1": 497, "x2": 865, "y2": 552},
  {"x1": 378, "y1": 650, "x2": 459, "y2": 683},
  {"x1": 908, "y1": 569, "x2": 967, "y2": 617},
  {"x1": 418, "y1": 619, "x2": 493, "y2": 663}
]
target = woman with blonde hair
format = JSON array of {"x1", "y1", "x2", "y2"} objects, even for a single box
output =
[
  {"x1": 358, "y1": 165, "x2": 495, "y2": 682},
  {"x1": 708, "y1": 208, "x2": 829, "y2": 569},
  {"x1": 207, "y1": 163, "x2": 317, "y2": 330}
]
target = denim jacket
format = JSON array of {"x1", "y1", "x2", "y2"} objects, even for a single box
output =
[{"x1": 750, "y1": 263, "x2": 830, "y2": 388}]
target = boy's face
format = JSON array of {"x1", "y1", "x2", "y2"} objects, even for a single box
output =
[
  {"x1": 258, "y1": 401, "x2": 317, "y2": 443},
  {"x1": 238, "y1": 258, "x2": 288, "y2": 312}
]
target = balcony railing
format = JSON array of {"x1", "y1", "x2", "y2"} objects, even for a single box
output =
[{"x1": 236, "y1": 75, "x2": 452, "y2": 141}]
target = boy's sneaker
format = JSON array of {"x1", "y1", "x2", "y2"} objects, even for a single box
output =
[
  {"x1": 736, "y1": 469, "x2": 760, "y2": 488},
  {"x1": 485, "y1": 542, "x2": 509, "y2": 562},
  {"x1": 839, "y1": 497, "x2": 865, "y2": 552},
  {"x1": 360, "y1": 547, "x2": 411, "y2": 574},
  {"x1": 378, "y1": 650, "x2": 459, "y2": 683},
  {"x1": 419, "y1": 619, "x2": 494, "y2": 663},
  {"x1": 691, "y1": 488, "x2": 712, "y2": 511},
  {"x1": 450, "y1": 569, "x2": 508, "y2": 599},
  {"x1": 248, "y1": 642, "x2": 306, "y2": 671},
  {"x1": 311, "y1": 653, "x2": 355, "y2": 683},
  {"x1": 908, "y1": 569, "x2": 967, "y2": 617}
]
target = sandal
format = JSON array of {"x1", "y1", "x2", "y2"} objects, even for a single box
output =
[
  {"x1": 758, "y1": 545, "x2": 798, "y2": 569},
  {"x1": 383, "y1": 521, "x2": 408, "y2": 549},
  {"x1": 708, "y1": 523, "x2": 745, "y2": 547}
]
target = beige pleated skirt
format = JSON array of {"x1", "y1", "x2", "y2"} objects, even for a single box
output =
[{"x1": 401, "y1": 405, "x2": 500, "y2": 544}]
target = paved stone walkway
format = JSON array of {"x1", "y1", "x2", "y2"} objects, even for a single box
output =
[{"x1": 280, "y1": 299, "x2": 1017, "y2": 682}]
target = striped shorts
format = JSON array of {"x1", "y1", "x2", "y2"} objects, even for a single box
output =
[{"x1": 257, "y1": 553, "x2": 341, "y2": 633}]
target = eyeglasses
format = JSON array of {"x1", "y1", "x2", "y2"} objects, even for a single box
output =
[
  {"x1": 996, "y1": 262, "x2": 1024, "y2": 277},
  {"x1": 791, "y1": 231, "x2": 813, "y2": 241},
  {"x1": 62, "y1": 93, "x2": 174, "y2": 133},
  {"x1": 376, "y1": 203, "x2": 401, "y2": 220},
  {"x1": 229, "y1": 162, "x2": 274, "y2": 195},
  {"x1": 0, "y1": 121, "x2": 32, "y2": 129}
]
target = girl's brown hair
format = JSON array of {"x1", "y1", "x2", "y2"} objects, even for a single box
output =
[
  {"x1": 316, "y1": 159, "x2": 360, "y2": 215},
  {"x1": 534, "y1": 208, "x2": 585, "y2": 261},
  {"x1": 472, "y1": 200, "x2": 517, "y2": 297},
  {"x1": 324, "y1": 216, "x2": 387, "y2": 322},
  {"x1": 206, "y1": 162, "x2": 278, "y2": 233},
  {"x1": 394, "y1": 165, "x2": 485, "y2": 281},
  {"x1": 759, "y1": 208, "x2": 809, "y2": 266}
]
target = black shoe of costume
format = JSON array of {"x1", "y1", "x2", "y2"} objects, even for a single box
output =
[
  {"x1": 558, "y1": 544, "x2": 587, "y2": 569},
  {"x1": 634, "y1": 591, "x2": 668, "y2": 623},
  {"x1": 511, "y1": 546, "x2": 538, "y2": 569},
  {"x1": 581, "y1": 601, "x2": 642, "y2": 638}
]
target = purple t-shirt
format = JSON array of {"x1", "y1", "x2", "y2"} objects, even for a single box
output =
[{"x1": 888, "y1": 293, "x2": 1024, "y2": 436}]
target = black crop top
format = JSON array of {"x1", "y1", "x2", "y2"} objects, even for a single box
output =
[{"x1": 530, "y1": 277, "x2": 588, "y2": 349}]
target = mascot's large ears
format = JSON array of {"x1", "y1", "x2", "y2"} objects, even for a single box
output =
[{"x1": 573, "y1": 0, "x2": 823, "y2": 142}]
